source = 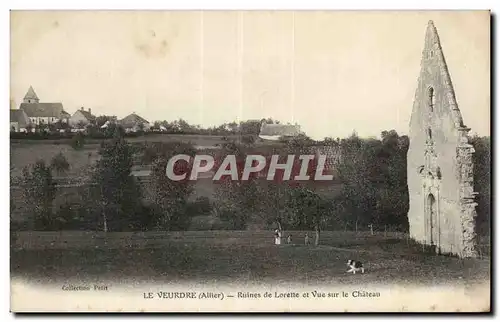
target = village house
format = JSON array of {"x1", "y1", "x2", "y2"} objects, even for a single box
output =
[
  {"x1": 258, "y1": 122, "x2": 302, "y2": 141},
  {"x1": 120, "y1": 113, "x2": 150, "y2": 132},
  {"x1": 10, "y1": 109, "x2": 31, "y2": 132},
  {"x1": 19, "y1": 86, "x2": 70, "y2": 125},
  {"x1": 69, "y1": 107, "x2": 96, "y2": 127}
]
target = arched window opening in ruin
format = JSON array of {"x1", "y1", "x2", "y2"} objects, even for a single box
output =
[
  {"x1": 428, "y1": 87, "x2": 435, "y2": 112},
  {"x1": 429, "y1": 50, "x2": 434, "y2": 58},
  {"x1": 427, "y1": 127, "x2": 432, "y2": 141}
]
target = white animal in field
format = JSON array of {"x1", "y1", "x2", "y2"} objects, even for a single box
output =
[{"x1": 346, "y1": 259, "x2": 365, "y2": 274}]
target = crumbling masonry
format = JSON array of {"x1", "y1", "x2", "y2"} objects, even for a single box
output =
[{"x1": 407, "y1": 21, "x2": 478, "y2": 258}]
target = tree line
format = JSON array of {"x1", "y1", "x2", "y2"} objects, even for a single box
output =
[
  {"x1": 11, "y1": 128, "x2": 490, "y2": 243},
  {"x1": 10, "y1": 117, "x2": 282, "y2": 140}
]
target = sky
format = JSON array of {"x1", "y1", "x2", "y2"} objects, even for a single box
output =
[{"x1": 10, "y1": 10, "x2": 490, "y2": 140}]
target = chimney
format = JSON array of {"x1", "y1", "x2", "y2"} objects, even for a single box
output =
[{"x1": 88, "y1": 108, "x2": 92, "y2": 114}]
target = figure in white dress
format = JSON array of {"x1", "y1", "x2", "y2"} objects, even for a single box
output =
[{"x1": 274, "y1": 229, "x2": 282, "y2": 245}]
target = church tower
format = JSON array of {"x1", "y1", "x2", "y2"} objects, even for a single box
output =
[
  {"x1": 23, "y1": 86, "x2": 39, "y2": 104},
  {"x1": 407, "y1": 21, "x2": 478, "y2": 258}
]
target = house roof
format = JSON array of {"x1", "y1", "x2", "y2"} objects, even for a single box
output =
[
  {"x1": 20, "y1": 102, "x2": 65, "y2": 118},
  {"x1": 24, "y1": 86, "x2": 39, "y2": 101},
  {"x1": 10, "y1": 109, "x2": 30, "y2": 127},
  {"x1": 75, "y1": 109, "x2": 96, "y2": 121},
  {"x1": 259, "y1": 123, "x2": 301, "y2": 137},
  {"x1": 120, "y1": 113, "x2": 150, "y2": 127}
]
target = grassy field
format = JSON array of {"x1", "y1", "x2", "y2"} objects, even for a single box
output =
[
  {"x1": 9, "y1": 134, "x2": 277, "y2": 178},
  {"x1": 10, "y1": 134, "x2": 227, "y2": 177},
  {"x1": 11, "y1": 231, "x2": 490, "y2": 287}
]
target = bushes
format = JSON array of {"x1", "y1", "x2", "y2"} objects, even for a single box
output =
[
  {"x1": 11, "y1": 130, "x2": 491, "y2": 235},
  {"x1": 70, "y1": 132, "x2": 85, "y2": 150},
  {"x1": 11, "y1": 131, "x2": 74, "y2": 140},
  {"x1": 185, "y1": 197, "x2": 212, "y2": 217},
  {"x1": 50, "y1": 152, "x2": 70, "y2": 175},
  {"x1": 10, "y1": 128, "x2": 149, "y2": 142}
]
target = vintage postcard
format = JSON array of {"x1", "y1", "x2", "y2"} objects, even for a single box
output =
[{"x1": 9, "y1": 10, "x2": 491, "y2": 312}]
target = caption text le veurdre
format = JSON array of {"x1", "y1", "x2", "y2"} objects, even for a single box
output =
[{"x1": 144, "y1": 290, "x2": 381, "y2": 300}]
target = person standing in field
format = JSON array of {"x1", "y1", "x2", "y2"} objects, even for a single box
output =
[
  {"x1": 287, "y1": 234, "x2": 292, "y2": 244},
  {"x1": 304, "y1": 233, "x2": 310, "y2": 245},
  {"x1": 274, "y1": 229, "x2": 281, "y2": 245}
]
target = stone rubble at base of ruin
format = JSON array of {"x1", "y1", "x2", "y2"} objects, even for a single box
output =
[{"x1": 407, "y1": 21, "x2": 479, "y2": 258}]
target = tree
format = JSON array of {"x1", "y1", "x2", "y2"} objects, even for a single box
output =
[
  {"x1": 259, "y1": 183, "x2": 291, "y2": 232},
  {"x1": 151, "y1": 121, "x2": 161, "y2": 131},
  {"x1": 212, "y1": 142, "x2": 260, "y2": 229},
  {"x1": 54, "y1": 120, "x2": 70, "y2": 131},
  {"x1": 185, "y1": 196, "x2": 212, "y2": 217},
  {"x1": 20, "y1": 160, "x2": 57, "y2": 230},
  {"x1": 145, "y1": 156, "x2": 194, "y2": 230},
  {"x1": 260, "y1": 118, "x2": 280, "y2": 125},
  {"x1": 239, "y1": 120, "x2": 262, "y2": 135},
  {"x1": 85, "y1": 124, "x2": 100, "y2": 137},
  {"x1": 70, "y1": 132, "x2": 85, "y2": 150},
  {"x1": 333, "y1": 130, "x2": 410, "y2": 232},
  {"x1": 241, "y1": 135, "x2": 256, "y2": 146},
  {"x1": 169, "y1": 118, "x2": 194, "y2": 134},
  {"x1": 89, "y1": 129, "x2": 144, "y2": 231},
  {"x1": 104, "y1": 123, "x2": 124, "y2": 138},
  {"x1": 288, "y1": 188, "x2": 329, "y2": 246},
  {"x1": 226, "y1": 122, "x2": 239, "y2": 133},
  {"x1": 96, "y1": 115, "x2": 111, "y2": 128},
  {"x1": 214, "y1": 178, "x2": 260, "y2": 230},
  {"x1": 141, "y1": 141, "x2": 197, "y2": 164},
  {"x1": 37, "y1": 123, "x2": 48, "y2": 133},
  {"x1": 322, "y1": 137, "x2": 338, "y2": 145},
  {"x1": 335, "y1": 132, "x2": 375, "y2": 230},
  {"x1": 50, "y1": 152, "x2": 70, "y2": 176},
  {"x1": 140, "y1": 140, "x2": 197, "y2": 230},
  {"x1": 76, "y1": 120, "x2": 87, "y2": 129}
]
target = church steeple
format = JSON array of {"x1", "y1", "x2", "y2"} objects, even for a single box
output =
[{"x1": 23, "y1": 86, "x2": 39, "y2": 104}]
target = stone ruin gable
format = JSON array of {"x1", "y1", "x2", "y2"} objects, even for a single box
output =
[{"x1": 407, "y1": 21, "x2": 478, "y2": 258}]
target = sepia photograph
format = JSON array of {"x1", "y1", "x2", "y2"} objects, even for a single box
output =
[{"x1": 9, "y1": 9, "x2": 491, "y2": 312}]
